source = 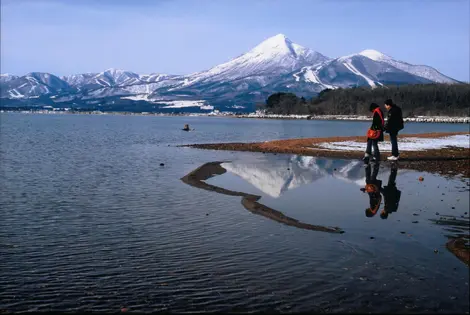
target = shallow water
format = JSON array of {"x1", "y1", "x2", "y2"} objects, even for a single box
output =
[{"x1": 0, "y1": 113, "x2": 469, "y2": 313}]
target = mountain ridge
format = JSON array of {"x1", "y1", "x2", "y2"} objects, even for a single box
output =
[{"x1": 0, "y1": 34, "x2": 460, "y2": 112}]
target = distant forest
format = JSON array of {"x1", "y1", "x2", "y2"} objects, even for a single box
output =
[{"x1": 259, "y1": 84, "x2": 470, "y2": 116}]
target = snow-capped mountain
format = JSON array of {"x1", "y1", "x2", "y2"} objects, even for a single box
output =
[
  {"x1": 0, "y1": 34, "x2": 460, "y2": 111},
  {"x1": 1, "y1": 72, "x2": 72, "y2": 99},
  {"x1": 177, "y1": 34, "x2": 329, "y2": 86},
  {"x1": 357, "y1": 49, "x2": 456, "y2": 84},
  {"x1": 296, "y1": 49, "x2": 454, "y2": 89},
  {"x1": 304, "y1": 53, "x2": 432, "y2": 89},
  {"x1": 147, "y1": 34, "x2": 330, "y2": 105}
]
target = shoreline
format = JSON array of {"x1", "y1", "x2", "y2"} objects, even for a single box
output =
[
  {"x1": 183, "y1": 132, "x2": 470, "y2": 178},
  {"x1": 1, "y1": 110, "x2": 469, "y2": 124}
]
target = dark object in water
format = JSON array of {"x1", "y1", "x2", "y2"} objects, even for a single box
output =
[
  {"x1": 183, "y1": 124, "x2": 190, "y2": 131},
  {"x1": 160, "y1": 163, "x2": 165, "y2": 166}
]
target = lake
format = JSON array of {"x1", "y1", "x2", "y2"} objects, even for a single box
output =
[{"x1": 1, "y1": 113, "x2": 469, "y2": 313}]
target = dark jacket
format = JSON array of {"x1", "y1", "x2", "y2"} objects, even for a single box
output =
[
  {"x1": 385, "y1": 105, "x2": 404, "y2": 133},
  {"x1": 369, "y1": 108, "x2": 384, "y2": 142}
]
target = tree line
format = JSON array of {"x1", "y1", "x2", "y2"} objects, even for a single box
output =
[{"x1": 259, "y1": 84, "x2": 470, "y2": 116}]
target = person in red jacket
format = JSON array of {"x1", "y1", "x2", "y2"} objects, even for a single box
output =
[{"x1": 363, "y1": 103, "x2": 384, "y2": 164}]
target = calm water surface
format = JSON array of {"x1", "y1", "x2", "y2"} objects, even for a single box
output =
[{"x1": 1, "y1": 113, "x2": 469, "y2": 313}]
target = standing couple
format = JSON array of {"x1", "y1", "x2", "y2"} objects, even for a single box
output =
[{"x1": 363, "y1": 99, "x2": 404, "y2": 164}]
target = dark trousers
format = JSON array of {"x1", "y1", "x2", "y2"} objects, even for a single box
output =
[
  {"x1": 388, "y1": 167, "x2": 398, "y2": 185},
  {"x1": 389, "y1": 132, "x2": 399, "y2": 157},
  {"x1": 366, "y1": 139, "x2": 380, "y2": 160}
]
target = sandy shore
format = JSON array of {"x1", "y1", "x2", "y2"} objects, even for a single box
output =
[{"x1": 183, "y1": 132, "x2": 470, "y2": 177}]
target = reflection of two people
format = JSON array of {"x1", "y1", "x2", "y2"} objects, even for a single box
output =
[{"x1": 360, "y1": 163, "x2": 401, "y2": 219}]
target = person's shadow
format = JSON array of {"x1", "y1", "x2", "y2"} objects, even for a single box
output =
[{"x1": 360, "y1": 163, "x2": 402, "y2": 218}]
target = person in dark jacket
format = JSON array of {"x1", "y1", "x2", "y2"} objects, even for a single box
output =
[
  {"x1": 364, "y1": 103, "x2": 384, "y2": 164},
  {"x1": 384, "y1": 99, "x2": 404, "y2": 160},
  {"x1": 379, "y1": 165, "x2": 401, "y2": 219}
]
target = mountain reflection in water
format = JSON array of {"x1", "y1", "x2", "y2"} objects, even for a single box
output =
[
  {"x1": 182, "y1": 155, "x2": 469, "y2": 265},
  {"x1": 220, "y1": 155, "x2": 406, "y2": 198},
  {"x1": 181, "y1": 161, "x2": 343, "y2": 234}
]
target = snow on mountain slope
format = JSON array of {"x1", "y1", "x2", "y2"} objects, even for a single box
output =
[
  {"x1": 293, "y1": 65, "x2": 337, "y2": 90},
  {"x1": 382, "y1": 60, "x2": 457, "y2": 84},
  {"x1": 357, "y1": 49, "x2": 457, "y2": 83},
  {"x1": 63, "y1": 69, "x2": 141, "y2": 88},
  {"x1": 62, "y1": 73, "x2": 98, "y2": 88},
  {"x1": 342, "y1": 60, "x2": 383, "y2": 88},
  {"x1": 358, "y1": 49, "x2": 391, "y2": 61},
  {"x1": 1, "y1": 72, "x2": 71, "y2": 98},
  {"x1": 313, "y1": 52, "x2": 436, "y2": 89},
  {"x1": 62, "y1": 69, "x2": 180, "y2": 89},
  {"x1": 140, "y1": 73, "x2": 177, "y2": 83},
  {"x1": 177, "y1": 34, "x2": 330, "y2": 88}
]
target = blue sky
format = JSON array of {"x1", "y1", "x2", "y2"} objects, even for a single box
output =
[{"x1": 1, "y1": 0, "x2": 469, "y2": 81}]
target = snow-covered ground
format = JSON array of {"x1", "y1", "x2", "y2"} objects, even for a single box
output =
[
  {"x1": 153, "y1": 100, "x2": 214, "y2": 110},
  {"x1": 121, "y1": 95, "x2": 151, "y2": 101},
  {"x1": 237, "y1": 112, "x2": 470, "y2": 123},
  {"x1": 315, "y1": 134, "x2": 470, "y2": 152}
]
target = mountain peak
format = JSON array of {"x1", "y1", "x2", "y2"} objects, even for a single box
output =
[
  {"x1": 269, "y1": 33, "x2": 290, "y2": 42},
  {"x1": 247, "y1": 33, "x2": 324, "y2": 63},
  {"x1": 251, "y1": 33, "x2": 295, "y2": 55},
  {"x1": 358, "y1": 49, "x2": 390, "y2": 61},
  {"x1": 103, "y1": 68, "x2": 126, "y2": 74}
]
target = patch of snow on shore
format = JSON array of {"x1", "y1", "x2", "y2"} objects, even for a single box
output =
[
  {"x1": 121, "y1": 95, "x2": 150, "y2": 101},
  {"x1": 315, "y1": 134, "x2": 470, "y2": 152},
  {"x1": 157, "y1": 100, "x2": 208, "y2": 109}
]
